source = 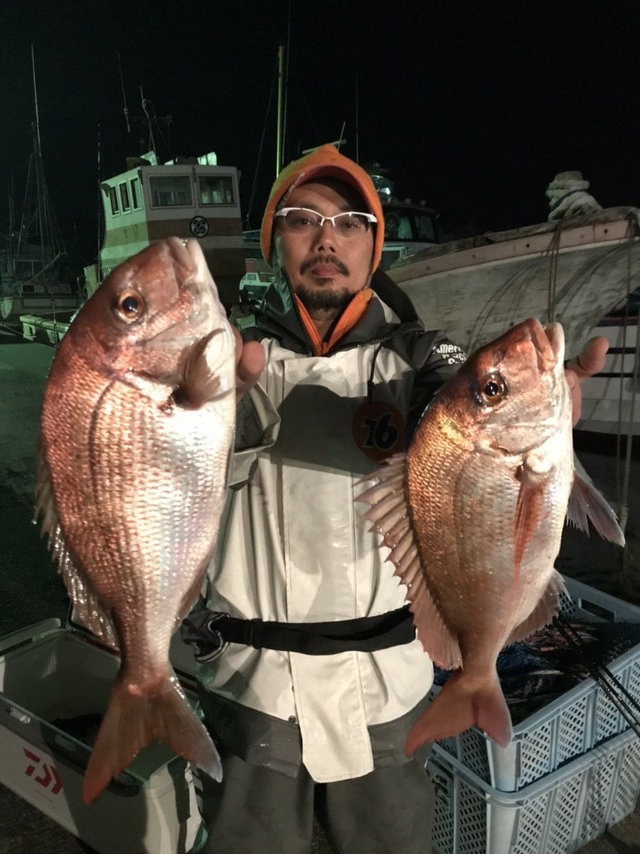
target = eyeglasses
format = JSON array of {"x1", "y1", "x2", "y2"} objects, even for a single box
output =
[{"x1": 274, "y1": 207, "x2": 377, "y2": 237}]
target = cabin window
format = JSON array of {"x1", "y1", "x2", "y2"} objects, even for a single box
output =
[
  {"x1": 108, "y1": 186, "x2": 119, "y2": 215},
  {"x1": 149, "y1": 176, "x2": 192, "y2": 207},
  {"x1": 199, "y1": 175, "x2": 235, "y2": 206},
  {"x1": 120, "y1": 183, "x2": 130, "y2": 211},
  {"x1": 385, "y1": 210, "x2": 436, "y2": 243},
  {"x1": 415, "y1": 214, "x2": 436, "y2": 242},
  {"x1": 130, "y1": 178, "x2": 140, "y2": 209}
]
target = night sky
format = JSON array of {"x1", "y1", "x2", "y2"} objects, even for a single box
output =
[{"x1": 2, "y1": 0, "x2": 639, "y2": 270}]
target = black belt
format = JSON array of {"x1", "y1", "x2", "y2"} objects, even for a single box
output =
[{"x1": 181, "y1": 605, "x2": 415, "y2": 661}]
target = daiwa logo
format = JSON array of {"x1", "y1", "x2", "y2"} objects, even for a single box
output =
[{"x1": 23, "y1": 748, "x2": 62, "y2": 795}]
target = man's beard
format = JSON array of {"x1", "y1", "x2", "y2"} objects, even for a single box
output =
[{"x1": 295, "y1": 284, "x2": 353, "y2": 314}]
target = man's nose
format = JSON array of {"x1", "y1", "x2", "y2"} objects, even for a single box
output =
[{"x1": 311, "y1": 219, "x2": 337, "y2": 251}]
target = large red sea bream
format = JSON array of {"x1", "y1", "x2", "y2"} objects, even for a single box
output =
[
  {"x1": 37, "y1": 238, "x2": 235, "y2": 803},
  {"x1": 358, "y1": 318, "x2": 624, "y2": 754}
]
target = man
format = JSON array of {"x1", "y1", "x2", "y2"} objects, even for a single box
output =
[{"x1": 188, "y1": 145, "x2": 606, "y2": 853}]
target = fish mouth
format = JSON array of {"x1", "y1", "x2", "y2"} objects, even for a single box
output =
[
  {"x1": 542, "y1": 321, "x2": 565, "y2": 367},
  {"x1": 523, "y1": 318, "x2": 565, "y2": 373},
  {"x1": 144, "y1": 238, "x2": 223, "y2": 350}
]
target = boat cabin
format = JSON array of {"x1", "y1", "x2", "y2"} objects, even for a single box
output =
[
  {"x1": 381, "y1": 200, "x2": 439, "y2": 269},
  {"x1": 85, "y1": 151, "x2": 246, "y2": 309}
]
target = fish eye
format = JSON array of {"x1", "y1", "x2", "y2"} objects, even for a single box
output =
[
  {"x1": 477, "y1": 373, "x2": 507, "y2": 406},
  {"x1": 114, "y1": 289, "x2": 144, "y2": 323}
]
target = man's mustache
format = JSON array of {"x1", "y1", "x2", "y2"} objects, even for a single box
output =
[{"x1": 300, "y1": 254, "x2": 349, "y2": 276}]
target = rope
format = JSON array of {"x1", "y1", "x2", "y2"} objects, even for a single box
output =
[
  {"x1": 616, "y1": 211, "x2": 640, "y2": 551},
  {"x1": 546, "y1": 220, "x2": 564, "y2": 323}
]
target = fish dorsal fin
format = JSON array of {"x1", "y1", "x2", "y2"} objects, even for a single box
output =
[
  {"x1": 567, "y1": 455, "x2": 626, "y2": 546},
  {"x1": 35, "y1": 446, "x2": 119, "y2": 649},
  {"x1": 357, "y1": 454, "x2": 462, "y2": 670},
  {"x1": 505, "y1": 570, "x2": 567, "y2": 644}
]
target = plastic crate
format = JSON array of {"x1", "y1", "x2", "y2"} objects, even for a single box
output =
[
  {"x1": 428, "y1": 727, "x2": 640, "y2": 854},
  {"x1": 431, "y1": 576, "x2": 640, "y2": 792}
]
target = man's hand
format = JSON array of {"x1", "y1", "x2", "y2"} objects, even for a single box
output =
[
  {"x1": 233, "y1": 326, "x2": 265, "y2": 400},
  {"x1": 564, "y1": 336, "x2": 608, "y2": 426}
]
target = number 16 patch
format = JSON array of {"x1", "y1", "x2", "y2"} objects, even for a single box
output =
[{"x1": 352, "y1": 400, "x2": 405, "y2": 463}]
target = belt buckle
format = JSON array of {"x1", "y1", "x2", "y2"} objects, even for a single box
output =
[{"x1": 200, "y1": 612, "x2": 230, "y2": 662}]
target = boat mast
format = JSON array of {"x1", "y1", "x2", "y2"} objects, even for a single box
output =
[
  {"x1": 276, "y1": 4, "x2": 292, "y2": 175},
  {"x1": 276, "y1": 44, "x2": 285, "y2": 177},
  {"x1": 31, "y1": 44, "x2": 46, "y2": 267},
  {"x1": 15, "y1": 46, "x2": 64, "y2": 273}
]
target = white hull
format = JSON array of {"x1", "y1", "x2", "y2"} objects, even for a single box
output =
[{"x1": 388, "y1": 207, "x2": 640, "y2": 359}]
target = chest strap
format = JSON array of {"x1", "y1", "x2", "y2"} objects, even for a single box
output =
[{"x1": 181, "y1": 605, "x2": 415, "y2": 661}]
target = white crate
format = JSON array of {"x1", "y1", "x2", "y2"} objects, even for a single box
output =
[
  {"x1": 432, "y1": 577, "x2": 640, "y2": 791},
  {"x1": 0, "y1": 620, "x2": 202, "y2": 854},
  {"x1": 428, "y1": 727, "x2": 640, "y2": 854}
]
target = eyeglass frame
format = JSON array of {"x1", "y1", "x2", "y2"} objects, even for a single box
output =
[{"x1": 274, "y1": 207, "x2": 378, "y2": 233}]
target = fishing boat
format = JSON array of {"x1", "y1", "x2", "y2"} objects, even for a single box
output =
[
  {"x1": 80, "y1": 149, "x2": 246, "y2": 310},
  {"x1": 386, "y1": 169, "x2": 640, "y2": 437},
  {"x1": 387, "y1": 206, "x2": 640, "y2": 361},
  {"x1": 18, "y1": 148, "x2": 247, "y2": 345},
  {"x1": 2, "y1": 51, "x2": 81, "y2": 331},
  {"x1": 1, "y1": 129, "x2": 81, "y2": 329}
]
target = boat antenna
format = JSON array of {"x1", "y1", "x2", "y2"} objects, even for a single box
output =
[
  {"x1": 140, "y1": 87, "x2": 157, "y2": 154},
  {"x1": 137, "y1": 87, "x2": 173, "y2": 161},
  {"x1": 117, "y1": 53, "x2": 131, "y2": 133}
]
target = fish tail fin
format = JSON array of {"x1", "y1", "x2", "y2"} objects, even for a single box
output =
[
  {"x1": 405, "y1": 671, "x2": 512, "y2": 756},
  {"x1": 83, "y1": 672, "x2": 221, "y2": 805}
]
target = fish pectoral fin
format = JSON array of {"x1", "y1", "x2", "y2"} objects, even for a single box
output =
[
  {"x1": 174, "y1": 329, "x2": 232, "y2": 409},
  {"x1": 506, "y1": 570, "x2": 567, "y2": 644},
  {"x1": 35, "y1": 447, "x2": 118, "y2": 649},
  {"x1": 567, "y1": 455, "x2": 625, "y2": 546},
  {"x1": 357, "y1": 454, "x2": 461, "y2": 670},
  {"x1": 513, "y1": 466, "x2": 547, "y2": 577}
]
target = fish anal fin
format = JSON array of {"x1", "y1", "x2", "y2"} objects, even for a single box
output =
[
  {"x1": 506, "y1": 570, "x2": 567, "y2": 645},
  {"x1": 357, "y1": 455, "x2": 461, "y2": 670},
  {"x1": 408, "y1": 581, "x2": 462, "y2": 669},
  {"x1": 83, "y1": 670, "x2": 221, "y2": 805},
  {"x1": 406, "y1": 670, "x2": 512, "y2": 754},
  {"x1": 568, "y1": 455, "x2": 625, "y2": 546}
]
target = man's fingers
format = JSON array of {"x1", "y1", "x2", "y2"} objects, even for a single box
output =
[
  {"x1": 233, "y1": 327, "x2": 265, "y2": 398},
  {"x1": 564, "y1": 336, "x2": 608, "y2": 427},
  {"x1": 566, "y1": 336, "x2": 608, "y2": 380}
]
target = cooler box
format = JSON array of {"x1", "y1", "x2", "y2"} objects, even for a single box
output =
[{"x1": 0, "y1": 618, "x2": 203, "y2": 854}]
